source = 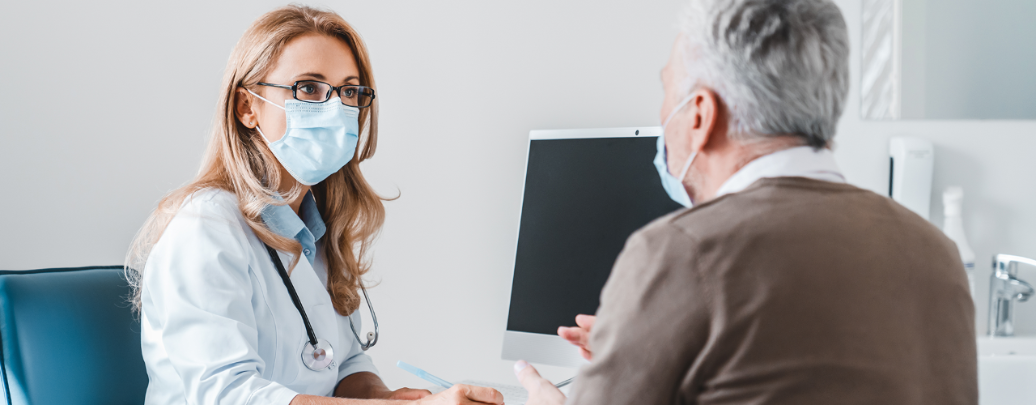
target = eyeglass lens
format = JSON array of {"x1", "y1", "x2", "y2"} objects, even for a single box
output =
[{"x1": 295, "y1": 80, "x2": 373, "y2": 107}]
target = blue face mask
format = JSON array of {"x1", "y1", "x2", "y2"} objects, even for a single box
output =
[
  {"x1": 653, "y1": 95, "x2": 697, "y2": 207},
  {"x1": 248, "y1": 89, "x2": 360, "y2": 186}
]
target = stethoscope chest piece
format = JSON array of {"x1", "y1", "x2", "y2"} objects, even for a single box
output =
[{"x1": 302, "y1": 338, "x2": 335, "y2": 371}]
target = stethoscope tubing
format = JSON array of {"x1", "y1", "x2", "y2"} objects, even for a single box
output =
[
  {"x1": 351, "y1": 284, "x2": 379, "y2": 351},
  {"x1": 264, "y1": 243, "x2": 320, "y2": 346},
  {"x1": 264, "y1": 242, "x2": 380, "y2": 359}
]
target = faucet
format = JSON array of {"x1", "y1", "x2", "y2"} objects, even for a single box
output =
[{"x1": 988, "y1": 254, "x2": 1036, "y2": 336}]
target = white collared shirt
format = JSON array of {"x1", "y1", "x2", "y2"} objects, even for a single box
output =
[
  {"x1": 140, "y1": 189, "x2": 378, "y2": 405},
  {"x1": 713, "y1": 146, "x2": 846, "y2": 199}
]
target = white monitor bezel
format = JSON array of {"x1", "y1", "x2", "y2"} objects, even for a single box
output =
[{"x1": 501, "y1": 126, "x2": 661, "y2": 368}]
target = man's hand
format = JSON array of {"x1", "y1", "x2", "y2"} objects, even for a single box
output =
[
  {"x1": 557, "y1": 314, "x2": 596, "y2": 360},
  {"x1": 514, "y1": 361, "x2": 566, "y2": 405},
  {"x1": 413, "y1": 384, "x2": 503, "y2": 405},
  {"x1": 384, "y1": 388, "x2": 432, "y2": 401}
]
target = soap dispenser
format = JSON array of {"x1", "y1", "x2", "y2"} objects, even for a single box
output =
[{"x1": 942, "y1": 186, "x2": 976, "y2": 301}]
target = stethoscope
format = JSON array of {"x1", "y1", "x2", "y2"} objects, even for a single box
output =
[{"x1": 264, "y1": 244, "x2": 379, "y2": 372}]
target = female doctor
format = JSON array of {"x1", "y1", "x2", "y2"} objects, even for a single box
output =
[{"x1": 125, "y1": 5, "x2": 502, "y2": 405}]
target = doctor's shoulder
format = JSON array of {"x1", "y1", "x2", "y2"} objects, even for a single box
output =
[
  {"x1": 143, "y1": 188, "x2": 256, "y2": 276},
  {"x1": 168, "y1": 188, "x2": 251, "y2": 239}
]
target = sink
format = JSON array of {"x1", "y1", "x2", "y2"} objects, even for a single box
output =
[{"x1": 977, "y1": 337, "x2": 1036, "y2": 405}]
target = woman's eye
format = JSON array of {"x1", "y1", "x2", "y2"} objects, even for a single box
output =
[
  {"x1": 342, "y1": 88, "x2": 357, "y2": 98},
  {"x1": 299, "y1": 84, "x2": 316, "y2": 94}
]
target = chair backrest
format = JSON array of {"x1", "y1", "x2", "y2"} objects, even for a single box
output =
[{"x1": 0, "y1": 266, "x2": 148, "y2": 405}]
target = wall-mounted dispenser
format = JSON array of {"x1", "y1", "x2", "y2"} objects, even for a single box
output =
[{"x1": 889, "y1": 137, "x2": 934, "y2": 220}]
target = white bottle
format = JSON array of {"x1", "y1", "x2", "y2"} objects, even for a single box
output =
[{"x1": 942, "y1": 186, "x2": 976, "y2": 301}]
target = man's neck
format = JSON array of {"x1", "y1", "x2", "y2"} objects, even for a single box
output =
[{"x1": 690, "y1": 136, "x2": 806, "y2": 203}]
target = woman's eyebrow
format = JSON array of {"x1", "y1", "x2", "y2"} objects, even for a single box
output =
[
  {"x1": 292, "y1": 73, "x2": 360, "y2": 85},
  {"x1": 294, "y1": 72, "x2": 326, "y2": 81}
]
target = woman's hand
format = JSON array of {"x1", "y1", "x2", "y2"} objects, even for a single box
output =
[
  {"x1": 385, "y1": 388, "x2": 432, "y2": 401},
  {"x1": 412, "y1": 384, "x2": 503, "y2": 405},
  {"x1": 514, "y1": 361, "x2": 566, "y2": 405},
  {"x1": 335, "y1": 372, "x2": 430, "y2": 401},
  {"x1": 557, "y1": 314, "x2": 596, "y2": 361}
]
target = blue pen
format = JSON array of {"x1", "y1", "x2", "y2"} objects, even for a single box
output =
[{"x1": 397, "y1": 361, "x2": 454, "y2": 389}]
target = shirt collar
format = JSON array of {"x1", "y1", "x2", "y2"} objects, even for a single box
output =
[
  {"x1": 713, "y1": 146, "x2": 846, "y2": 199},
  {"x1": 260, "y1": 191, "x2": 326, "y2": 242}
]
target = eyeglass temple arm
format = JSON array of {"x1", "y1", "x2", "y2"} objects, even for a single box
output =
[{"x1": 256, "y1": 82, "x2": 293, "y2": 90}]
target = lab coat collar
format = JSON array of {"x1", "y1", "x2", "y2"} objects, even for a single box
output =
[
  {"x1": 261, "y1": 190, "x2": 327, "y2": 242},
  {"x1": 713, "y1": 146, "x2": 846, "y2": 199}
]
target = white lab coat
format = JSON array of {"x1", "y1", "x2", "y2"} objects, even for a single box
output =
[{"x1": 140, "y1": 189, "x2": 378, "y2": 405}]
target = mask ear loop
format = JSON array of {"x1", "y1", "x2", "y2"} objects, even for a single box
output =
[
  {"x1": 662, "y1": 94, "x2": 699, "y2": 203},
  {"x1": 676, "y1": 150, "x2": 697, "y2": 182},
  {"x1": 662, "y1": 94, "x2": 698, "y2": 180},
  {"x1": 247, "y1": 88, "x2": 285, "y2": 110},
  {"x1": 662, "y1": 94, "x2": 695, "y2": 130},
  {"x1": 246, "y1": 88, "x2": 285, "y2": 144}
]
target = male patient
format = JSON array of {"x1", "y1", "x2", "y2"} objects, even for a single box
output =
[{"x1": 514, "y1": 0, "x2": 977, "y2": 404}]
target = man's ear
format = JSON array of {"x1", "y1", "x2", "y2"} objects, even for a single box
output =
[
  {"x1": 234, "y1": 87, "x2": 258, "y2": 129},
  {"x1": 687, "y1": 88, "x2": 720, "y2": 152}
]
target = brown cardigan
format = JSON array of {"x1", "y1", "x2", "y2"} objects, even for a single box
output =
[{"x1": 567, "y1": 177, "x2": 977, "y2": 405}]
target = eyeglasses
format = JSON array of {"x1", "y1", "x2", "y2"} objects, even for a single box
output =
[{"x1": 257, "y1": 80, "x2": 376, "y2": 108}]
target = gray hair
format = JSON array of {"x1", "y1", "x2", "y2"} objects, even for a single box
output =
[{"x1": 678, "y1": 0, "x2": 849, "y2": 148}]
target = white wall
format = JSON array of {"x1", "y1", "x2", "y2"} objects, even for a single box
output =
[
  {"x1": 2, "y1": 0, "x2": 1035, "y2": 390},
  {"x1": 898, "y1": 0, "x2": 1036, "y2": 119}
]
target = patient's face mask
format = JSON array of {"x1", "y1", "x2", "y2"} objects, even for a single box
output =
[
  {"x1": 653, "y1": 95, "x2": 697, "y2": 207},
  {"x1": 248, "y1": 89, "x2": 360, "y2": 186}
]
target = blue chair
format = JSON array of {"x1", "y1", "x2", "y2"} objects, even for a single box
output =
[{"x1": 0, "y1": 266, "x2": 148, "y2": 405}]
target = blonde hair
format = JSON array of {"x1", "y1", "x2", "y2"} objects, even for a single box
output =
[{"x1": 125, "y1": 4, "x2": 385, "y2": 316}]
